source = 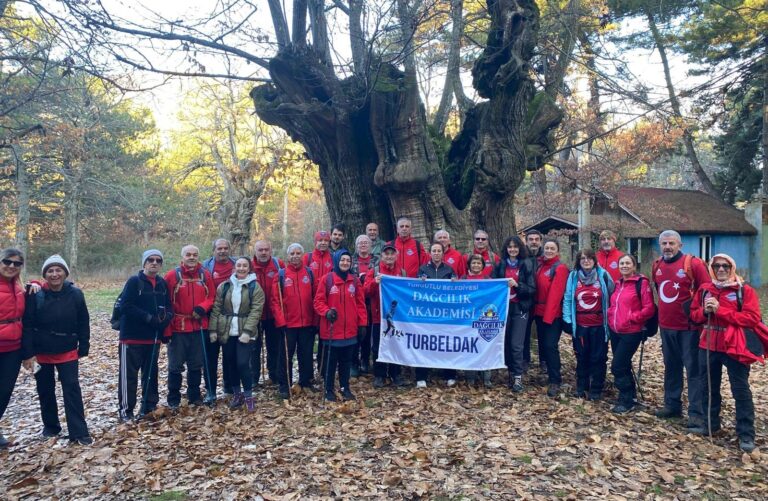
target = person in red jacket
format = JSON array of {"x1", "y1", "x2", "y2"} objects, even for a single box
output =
[
  {"x1": 596, "y1": 230, "x2": 623, "y2": 282},
  {"x1": 364, "y1": 243, "x2": 407, "y2": 388},
  {"x1": 314, "y1": 250, "x2": 367, "y2": 402},
  {"x1": 272, "y1": 243, "x2": 317, "y2": 396},
  {"x1": 435, "y1": 230, "x2": 466, "y2": 278},
  {"x1": 689, "y1": 254, "x2": 759, "y2": 453},
  {"x1": 464, "y1": 230, "x2": 500, "y2": 278},
  {"x1": 163, "y1": 245, "x2": 216, "y2": 409},
  {"x1": 303, "y1": 231, "x2": 333, "y2": 281},
  {"x1": 392, "y1": 217, "x2": 427, "y2": 278},
  {"x1": 251, "y1": 240, "x2": 285, "y2": 388},
  {"x1": 533, "y1": 239, "x2": 569, "y2": 397},
  {"x1": 0, "y1": 248, "x2": 33, "y2": 448},
  {"x1": 652, "y1": 230, "x2": 711, "y2": 428},
  {"x1": 607, "y1": 254, "x2": 656, "y2": 414}
]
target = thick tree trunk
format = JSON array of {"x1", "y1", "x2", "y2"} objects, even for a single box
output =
[
  {"x1": 253, "y1": 0, "x2": 561, "y2": 250},
  {"x1": 63, "y1": 164, "x2": 81, "y2": 279},
  {"x1": 13, "y1": 146, "x2": 30, "y2": 259}
]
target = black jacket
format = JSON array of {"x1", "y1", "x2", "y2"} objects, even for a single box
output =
[
  {"x1": 418, "y1": 262, "x2": 457, "y2": 280},
  {"x1": 119, "y1": 271, "x2": 173, "y2": 342},
  {"x1": 23, "y1": 282, "x2": 90, "y2": 356},
  {"x1": 493, "y1": 258, "x2": 536, "y2": 313}
]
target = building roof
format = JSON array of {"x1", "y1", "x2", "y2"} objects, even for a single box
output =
[
  {"x1": 521, "y1": 187, "x2": 757, "y2": 237},
  {"x1": 614, "y1": 187, "x2": 757, "y2": 236}
]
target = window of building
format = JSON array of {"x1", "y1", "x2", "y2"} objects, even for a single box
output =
[
  {"x1": 699, "y1": 235, "x2": 712, "y2": 262},
  {"x1": 626, "y1": 238, "x2": 642, "y2": 263}
]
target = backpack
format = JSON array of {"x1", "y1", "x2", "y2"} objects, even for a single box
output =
[
  {"x1": 111, "y1": 279, "x2": 143, "y2": 330},
  {"x1": 635, "y1": 277, "x2": 659, "y2": 337},
  {"x1": 221, "y1": 280, "x2": 258, "y2": 303},
  {"x1": 173, "y1": 266, "x2": 209, "y2": 304}
]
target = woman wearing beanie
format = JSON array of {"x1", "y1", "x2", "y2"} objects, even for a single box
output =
[
  {"x1": 314, "y1": 250, "x2": 367, "y2": 401},
  {"x1": 23, "y1": 254, "x2": 92, "y2": 445},
  {"x1": 0, "y1": 248, "x2": 35, "y2": 448},
  {"x1": 209, "y1": 257, "x2": 264, "y2": 411}
]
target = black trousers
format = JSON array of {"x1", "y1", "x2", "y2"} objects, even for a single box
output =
[
  {"x1": 322, "y1": 342, "x2": 355, "y2": 393},
  {"x1": 249, "y1": 329, "x2": 265, "y2": 385},
  {"x1": 222, "y1": 337, "x2": 253, "y2": 394},
  {"x1": 572, "y1": 324, "x2": 608, "y2": 397},
  {"x1": 505, "y1": 309, "x2": 528, "y2": 377},
  {"x1": 610, "y1": 331, "x2": 643, "y2": 406},
  {"x1": 660, "y1": 328, "x2": 703, "y2": 421},
  {"x1": 35, "y1": 360, "x2": 89, "y2": 439},
  {"x1": 0, "y1": 349, "x2": 22, "y2": 421},
  {"x1": 699, "y1": 350, "x2": 755, "y2": 440},
  {"x1": 371, "y1": 323, "x2": 401, "y2": 380},
  {"x1": 264, "y1": 319, "x2": 281, "y2": 381},
  {"x1": 205, "y1": 336, "x2": 233, "y2": 397},
  {"x1": 354, "y1": 323, "x2": 372, "y2": 368},
  {"x1": 524, "y1": 313, "x2": 546, "y2": 369},
  {"x1": 414, "y1": 368, "x2": 455, "y2": 382},
  {"x1": 277, "y1": 326, "x2": 316, "y2": 391},
  {"x1": 118, "y1": 343, "x2": 160, "y2": 418},
  {"x1": 535, "y1": 317, "x2": 562, "y2": 384},
  {"x1": 167, "y1": 332, "x2": 204, "y2": 406}
]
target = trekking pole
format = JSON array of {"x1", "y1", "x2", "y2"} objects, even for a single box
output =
[
  {"x1": 635, "y1": 339, "x2": 646, "y2": 404},
  {"x1": 138, "y1": 327, "x2": 161, "y2": 420},
  {"x1": 323, "y1": 321, "x2": 335, "y2": 406},
  {"x1": 199, "y1": 325, "x2": 215, "y2": 406},
  {"x1": 259, "y1": 321, "x2": 266, "y2": 385},
  {"x1": 277, "y1": 277, "x2": 291, "y2": 402},
  {"x1": 705, "y1": 311, "x2": 713, "y2": 442}
]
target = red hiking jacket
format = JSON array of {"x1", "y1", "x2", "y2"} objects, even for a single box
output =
[
  {"x1": 690, "y1": 282, "x2": 762, "y2": 355},
  {"x1": 252, "y1": 257, "x2": 284, "y2": 321},
  {"x1": 607, "y1": 274, "x2": 655, "y2": 334},
  {"x1": 303, "y1": 249, "x2": 333, "y2": 282},
  {"x1": 0, "y1": 277, "x2": 25, "y2": 353},
  {"x1": 314, "y1": 272, "x2": 367, "y2": 341},
  {"x1": 533, "y1": 257, "x2": 569, "y2": 324},
  {"x1": 597, "y1": 247, "x2": 623, "y2": 282},
  {"x1": 271, "y1": 264, "x2": 316, "y2": 329},
  {"x1": 443, "y1": 247, "x2": 466, "y2": 278},
  {"x1": 363, "y1": 263, "x2": 405, "y2": 325},
  {"x1": 464, "y1": 248, "x2": 500, "y2": 278},
  {"x1": 394, "y1": 236, "x2": 427, "y2": 278},
  {"x1": 164, "y1": 264, "x2": 215, "y2": 333}
]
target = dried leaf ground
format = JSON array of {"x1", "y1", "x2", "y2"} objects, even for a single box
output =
[{"x1": 1, "y1": 284, "x2": 766, "y2": 500}]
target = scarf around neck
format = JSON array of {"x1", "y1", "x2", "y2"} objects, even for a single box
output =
[
  {"x1": 578, "y1": 268, "x2": 598, "y2": 286},
  {"x1": 229, "y1": 273, "x2": 256, "y2": 336}
]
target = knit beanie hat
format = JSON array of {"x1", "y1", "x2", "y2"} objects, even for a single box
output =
[
  {"x1": 314, "y1": 230, "x2": 330, "y2": 242},
  {"x1": 42, "y1": 254, "x2": 70, "y2": 277},
  {"x1": 142, "y1": 249, "x2": 164, "y2": 266}
]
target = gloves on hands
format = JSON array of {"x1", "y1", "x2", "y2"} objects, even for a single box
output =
[
  {"x1": 192, "y1": 306, "x2": 206, "y2": 319},
  {"x1": 239, "y1": 333, "x2": 251, "y2": 344},
  {"x1": 325, "y1": 309, "x2": 338, "y2": 322},
  {"x1": 209, "y1": 332, "x2": 218, "y2": 343}
]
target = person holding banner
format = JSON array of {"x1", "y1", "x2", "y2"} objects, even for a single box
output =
[
  {"x1": 463, "y1": 254, "x2": 492, "y2": 388},
  {"x1": 562, "y1": 248, "x2": 614, "y2": 400},
  {"x1": 364, "y1": 243, "x2": 407, "y2": 388},
  {"x1": 415, "y1": 242, "x2": 458, "y2": 387},
  {"x1": 314, "y1": 250, "x2": 368, "y2": 401},
  {"x1": 533, "y1": 239, "x2": 569, "y2": 397},
  {"x1": 607, "y1": 254, "x2": 656, "y2": 414},
  {"x1": 494, "y1": 236, "x2": 536, "y2": 393},
  {"x1": 392, "y1": 217, "x2": 427, "y2": 278}
]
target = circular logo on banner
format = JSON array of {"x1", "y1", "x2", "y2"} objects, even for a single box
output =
[{"x1": 472, "y1": 304, "x2": 502, "y2": 342}]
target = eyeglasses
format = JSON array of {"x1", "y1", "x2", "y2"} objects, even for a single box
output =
[
  {"x1": 146, "y1": 258, "x2": 163, "y2": 264},
  {"x1": 712, "y1": 263, "x2": 731, "y2": 270},
  {"x1": 475, "y1": 237, "x2": 487, "y2": 241},
  {"x1": 1, "y1": 259, "x2": 24, "y2": 267}
]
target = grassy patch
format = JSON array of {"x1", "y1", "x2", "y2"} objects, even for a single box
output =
[
  {"x1": 518, "y1": 454, "x2": 533, "y2": 464},
  {"x1": 84, "y1": 287, "x2": 122, "y2": 315}
]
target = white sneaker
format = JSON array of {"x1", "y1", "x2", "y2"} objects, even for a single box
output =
[
  {"x1": 446, "y1": 379, "x2": 457, "y2": 387},
  {"x1": 416, "y1": 380, "x2": 427, "y2": 389}
]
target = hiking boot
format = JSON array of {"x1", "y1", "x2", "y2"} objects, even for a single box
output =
[
  {"x1": 188, "y1": 399, "x2": 204, "y2": 407},
  {"x1": 686, "y1": 418, "x2": 705, "y2": 429},
  {"x1": 373, "y1": 377, "x2": 385, "y2": 388},
  {"x1": 324, "y1": 391, "x2": 337, "y2": 402},
  {"x1": 229, "y1": 393, "x2": 244, "y2": 409},
  {"x1": 655, "y1": 407, "x2": 682, "y2": 419},
  {"x1": 483, "y1": 380, "x2": 493, "y2": 389},
  {"x1": 42, "y1": 427, "x2": 61, "y2": 438},
  {"x1": 71, "y1": 436, "x2": 93, "y2": 446},
  {"x1": 416, "y1": 380, "x2": 427, "y2": 389},
  {"x1": 341, "y1": 388, "x2": 356, "y2": 401},
  {"x1": 279, "y1": 388, "x2": 290, "y2": 400},
  {"x1": 0, "y1": 434, "x2": 9, "y2": 449},
  {"x1": 244, "y1": 397, "x2": 256, "y2": 412},
  {"x1": 118, "y1": 412, "x2": 134, "y2": 424},
  {"x1": 539, "y1": 362, "x2": 548, "y2": 375},
  {"x1": 572, "y1": 388, "x2": 588, "y2": 399},
  {"x1": 301, "y1": 384, "x2": 320, "y2": 393},
  {"x1": 392, "y1": 376, "x2": 408, "y2": 387},
  {"x1": 350, "y1": 366, "x2": 360, "y2": 378},
  {"x1": 167, "y1": 401, "x2": 180, "y2": 411},
  {"x1": 739, "y1": 439, "x2": 756, "y2": 453},
  {"x1": 360, "y1": 363, "x2": 370, "y2": 374},
  {"x1": 511, "y1": 376, "x2": 523, "y2": 393},
  {"x1": 547, "y1": 384, "x2": 560, "y2": 398},
  {"x1": 203, "y1": 394, "x2": 217, "y2": 407},
  {"x1": 612, "y1": 403, "x2": 635, "y2": 414},
  {"x1": 588, "y1": 393, "x2": 602, "y2": 402}
]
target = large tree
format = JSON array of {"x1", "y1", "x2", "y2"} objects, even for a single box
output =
[{"x1": 49, "y1": 0, "x2": 564, "y2": 246}]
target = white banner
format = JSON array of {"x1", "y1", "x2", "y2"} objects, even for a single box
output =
[{"x1": 378, "y1": 276, "x2": 509, "y2": 370}]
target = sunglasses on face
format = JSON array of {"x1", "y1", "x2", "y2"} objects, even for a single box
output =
[
  {"x1": 1, "y1": 259, "x2": 24, "y2": 267},
  {"x1": 146, "y1": 258, "x2": 163, "y2": 264},
  {"x1": 712, "y1": 263, "x2": 731, "y2": 270},
  {"x1": 475, "y1": 237, "x2": 487, "y2": 241}
]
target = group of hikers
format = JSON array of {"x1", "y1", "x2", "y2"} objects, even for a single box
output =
[{"x1": 0, "y1": 218, "x2": 764, "y2": 453}]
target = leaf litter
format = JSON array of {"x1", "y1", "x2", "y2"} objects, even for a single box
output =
[{"x1": 0, "y1": 311, "x2": 766, "y2": 499}]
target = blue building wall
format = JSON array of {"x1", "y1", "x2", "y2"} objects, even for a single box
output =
[{"x1": 650, "y1": 234, "x2": 753, "y2": 281}]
